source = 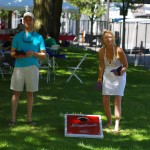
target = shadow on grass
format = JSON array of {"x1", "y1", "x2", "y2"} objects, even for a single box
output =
[{"x1": 0, "y1": 48, "x2": 150, "y2": 149}]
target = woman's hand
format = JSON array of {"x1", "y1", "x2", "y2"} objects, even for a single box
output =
[
  {"x1": 96, "y1": 80, "x2": 102, "y2": 91},
  {"x1": 113, "y1": 71, "x2": 119, "y2": 76},
  {"x1": 120, "y1": 67, "x2": 127, "y2": 76}
]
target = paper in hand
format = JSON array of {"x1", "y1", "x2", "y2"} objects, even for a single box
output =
[
  {"x1": 111, "y1": 65, "x2": 122, "y2": 76},
  {"x1": 15, "y1": 50, "x2": 26, "y2": 56}
]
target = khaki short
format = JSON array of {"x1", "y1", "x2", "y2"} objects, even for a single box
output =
[{"x1": 10, "y1": 65, "x2": 39, "y2": 92}]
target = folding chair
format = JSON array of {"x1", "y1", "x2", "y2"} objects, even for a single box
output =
[
  {"x1": 0, "y1": 50, "x2": 13, "y2": 78},
  {"x1": 39, "y1": 53, "x2": 51, "y2": 83},
  {"x1": 50, "y1": 45, "x2": 60, "y2": 81},
  {"x1": 0, "y1": 62, "x2": 13, "y2": 78},
  {"x1": 50, "y1": 45, "x2": 60, "y2": 52},
  {"x1": 66, "y1": 54, "x2": 87, "y2": 83}
]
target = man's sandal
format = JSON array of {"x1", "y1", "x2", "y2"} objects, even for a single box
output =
[
  {"x1": 27, "y1": 121, "x2": 36, "y2": 126},
  {"x1": 8, "y1": 121, "x2": 15, "y2": 128}
]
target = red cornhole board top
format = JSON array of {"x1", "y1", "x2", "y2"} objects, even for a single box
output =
[{"x1": 65, "y1": 114, "x2": 103, "y2": 138}]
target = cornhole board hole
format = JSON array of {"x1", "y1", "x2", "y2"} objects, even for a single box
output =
[{"x1": 65, "y1": 114, "x2": 103, "y2": 138}]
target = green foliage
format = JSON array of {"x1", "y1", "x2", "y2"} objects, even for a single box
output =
[
  {"x1": 66, "y1": 0, "x2": 106, "y2": 45},
  {"x1": 67, "y1": 0, "x2": 106, "y2": 20},
  {"x1": 0, "y1": 9, "x2": 9, "y2": 19}
]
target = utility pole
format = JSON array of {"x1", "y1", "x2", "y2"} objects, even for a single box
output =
[
  {"x1": 122, "y1": 0, "x2": 126, "y2": 51},
  {"x1": 106, "y1": 0, "x2": 110, "y2": 29}
]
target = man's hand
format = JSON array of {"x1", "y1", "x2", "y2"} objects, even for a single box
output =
[{"x1": 26, "y1": 51, "x2": 34, "y2": 57}]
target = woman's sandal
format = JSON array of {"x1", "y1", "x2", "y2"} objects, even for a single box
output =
[
  {"x1": 112, "y1": 126, "x2": 120, "y2": 134},
  {"x1": 27, "y1": 121, "x2": 36, "y2": 126},
  {"x1": 8, "y1": 121, "x2": 16, "y2": 128}
]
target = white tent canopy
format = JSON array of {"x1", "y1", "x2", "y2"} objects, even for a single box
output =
[
  {"x1": 0, "y1": 0, "x2": 79, "y2": 14},
  {"x1": 0, "y1": 0, "x2": 33, "y2": 11},
  {"x1": 62, "y1": 2, "x2": 79, "y2": 14}
]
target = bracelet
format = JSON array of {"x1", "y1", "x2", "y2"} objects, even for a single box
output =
[{"x1": 98, "y1": 79, "x2": 102, "y2": 81}]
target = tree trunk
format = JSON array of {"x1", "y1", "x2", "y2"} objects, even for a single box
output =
[
  {"x1": 8, "y1": 11, "x2": 12, "y2": 29},
  {"x1": 76, "y1": 14, "x2": 80, "y2": 42},
  {"x1": 33, "y1": 0, "x2": 63, "y2": 41},
  {"x1": 33, "y1": 0, "x2": 51, "y2": 36},
  {"x1": 51, "y1": 0, "x2": 63, "y2": 42},
  {"x1": 89, "y1": 17, "x2": 94, "y2": 47}
]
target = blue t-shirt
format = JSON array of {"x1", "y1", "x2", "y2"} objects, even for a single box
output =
[{"x1": 12, "y1": 31, "x2": 45, "y2": 67}]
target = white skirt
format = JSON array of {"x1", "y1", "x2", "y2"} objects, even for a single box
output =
[{"x1": 102, "y1": 68, "x2": 126, "y2": 96}]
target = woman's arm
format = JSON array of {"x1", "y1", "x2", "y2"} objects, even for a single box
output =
[
  {"x1": 97, "y1": 48, "x2": 105, "y2": 82},
  {"x1": 117, "y1": 47, "x2": 128, "y2": 75}
]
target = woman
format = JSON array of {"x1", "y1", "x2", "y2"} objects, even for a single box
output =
[{"x1": 97, "y1": 30, "x2": 128, "y2": 133}]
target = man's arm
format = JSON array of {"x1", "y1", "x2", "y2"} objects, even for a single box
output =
[{"x1": 26, "y1": 50, "x2": 46, "y2": 59}]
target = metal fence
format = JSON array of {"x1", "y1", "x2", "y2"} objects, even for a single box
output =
[
  {"x1": 110, "y1": 21, "x2": 150, "y2": 50},
  {"x1": 61, "y1": 19, "x2": 150, "y2": 52}
]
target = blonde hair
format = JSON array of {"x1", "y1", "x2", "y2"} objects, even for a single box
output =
[{"x1": 101, "y1": 30, "x2": 116, "y2": 47}]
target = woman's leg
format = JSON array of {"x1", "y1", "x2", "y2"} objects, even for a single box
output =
[
  {"x1": 102, "y1": 95, "x2": 112, "y2": 127},
  {"x1": 114, "y1": 96, "x2": 122, "y2": 132}
]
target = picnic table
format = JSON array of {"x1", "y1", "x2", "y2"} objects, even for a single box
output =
[
  {"x1": 0, "y1": 34, "x2": 10, "y2": 41},
  {"x1": 58, "y1": 34, "x2": 76, "y2": 41}
]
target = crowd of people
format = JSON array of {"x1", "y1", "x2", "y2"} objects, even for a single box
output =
[
  {"x1": 0, "y1": 12, "x2": 128, "y2": 134},
  {"x1": 0, "y1": 35, "x2": 15, "y2": 67}
]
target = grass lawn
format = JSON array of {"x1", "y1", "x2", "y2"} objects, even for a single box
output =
[{"x1": 0, "y1": 47, "x2": 150, "y2": 150}]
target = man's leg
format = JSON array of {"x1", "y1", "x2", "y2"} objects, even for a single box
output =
[
  {"x1": 26, "y1": 92, "x2": 34, "y2": 123},
  {"x1": 11, "y1": 91, "x2": 20, "y2": 122},
  {"x1": 25, "y1": 66, "x2": 39, "y2": 125}
]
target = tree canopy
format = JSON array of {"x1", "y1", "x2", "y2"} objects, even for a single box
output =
[
  {"x1": 67, "y1": 0, "x2": 105, "y2": 20},
  {"x1": 67, "y1": 0, "x2": 106, "y2": 45}
]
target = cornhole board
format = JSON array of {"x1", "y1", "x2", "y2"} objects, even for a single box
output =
[{"x1": 65, "y1": 114, "x2": 103, "y2": 138}]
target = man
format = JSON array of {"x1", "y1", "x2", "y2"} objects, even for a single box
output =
[
  {"x1": 45, "y1": 32, "x2": 57, "y2": 48},
  {"x1": 9, "y1": 12, "x2": 46, "y2": 127},
  {"x1": 16, "y1": 19, "x2": 24, "y2": 33},
  {"x1": 44, "y1": 33, "x2": 60, "y2": 55}
]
